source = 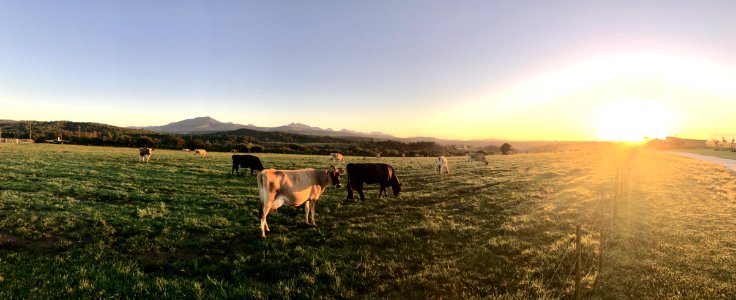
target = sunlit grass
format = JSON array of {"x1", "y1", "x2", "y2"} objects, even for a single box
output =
[{"x1": 0, "y1": 144, "x2": 734, "y2": 298}]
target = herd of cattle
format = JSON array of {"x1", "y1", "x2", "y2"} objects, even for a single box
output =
[
  {"x1": 138, "y1": 148, "x2": 209, "y2": 162},
  {"x1": 138, "y1": 148, "x2": 490, "y2": 238}
]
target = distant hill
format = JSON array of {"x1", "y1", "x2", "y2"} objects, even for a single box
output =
[
  {"x1": 133, "y1": 117, "x2": 564, "y2": 150},
  {"x1": 1, "y1": 117, "x2": 588, "y2": 153},
  {"x1": 133, "y1": 116, "x2": 253, "y2": 133},
  {"x1": 134, "y1": 116, "x2": 396, "y2": 139}
]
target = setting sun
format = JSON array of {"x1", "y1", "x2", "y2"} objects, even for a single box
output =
[{"x1": 595, "y1": 98, "x2": 675, "y2": 141}]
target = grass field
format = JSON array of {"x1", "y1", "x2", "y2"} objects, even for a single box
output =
[{"x1": 1, "y1": 144, "x2": 736, "y2": 299}]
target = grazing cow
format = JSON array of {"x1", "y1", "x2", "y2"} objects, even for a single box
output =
[
  {"x1": 436, "y1": 155, "x2": 450, "y2": 174},
  {"x1": 232, "y1": 154, "x2": 264, "y2": 176},
  {"x1": 139, "y1": 148, "x2": 153, "y2": 162},
  {"x1": 257, "y1": 166, "x2": 344, "y2": 238},
  {"x1": 330, "y1": 153, "x2": 344, "y2": 163},
  {"x1": 193, "y1": 149, "x2": 208, "y2": 157},
  {"x1": 346, "y1": 163, "x2": 402, "y2": 201},
  {"x1": 468, "y1": 152, "x2": 488, "y2": 165}
]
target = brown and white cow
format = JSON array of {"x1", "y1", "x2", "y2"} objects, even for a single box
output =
[
  {"x1": 330, "y1": 152, "x2": 344, "y2": 163},
  {"x1": 468, "y1": 152, "x2": 488, "y2": 165},
  {"x1": 139, "y1": 148, "x2": 153, "y2": 162},
  {"x1": 193, "y1": 149, "x2": 208, "y2": 157},
  {"x1": 256, "y1": 166, "x2": 344, "y2": 238},
  {"x1": 436, "y1": 155, "x2": 450, "y2": 174}
]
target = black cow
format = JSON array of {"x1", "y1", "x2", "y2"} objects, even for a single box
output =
[
  {"x1": 346, "y1": 163, "x2": 402, "y2": 201},
  {"x1": 232, "y1": 154, "x2": 265, "y2": 176}
]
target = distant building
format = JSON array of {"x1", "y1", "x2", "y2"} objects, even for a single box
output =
[{"x1": 665, "y1": 136, "x2": 706, "y2": 148}]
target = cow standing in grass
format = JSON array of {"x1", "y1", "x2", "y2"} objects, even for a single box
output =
[
  {"x1": 468, "y1": 152, "x2": 488, "y2": 165},
  {"x1": 256, "y1": 166, "x2": 344, "y2": 238},
  {"x1": 346, "y1": 163, "x2": 402, "y2": 201},
  {"x1": 330, "y1": 153, "x2": 344, "y2": 163},
  {"x1": 232, "y1": 154, "x2": 264, "y2": 176},
  {"x1": 139, "y1": 148, "x2": 153, "y2": 162},
  {"x1": 436, "y1": 155, "x2": 450, "y2": 174},
  {"x1": 193, "y1": 149, "x2": 208, "y2": 157}
]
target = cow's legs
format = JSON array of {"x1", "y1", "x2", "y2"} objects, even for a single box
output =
[
  {"x1": 260, "y1": 206, "x2": 270, "y2": 238},
  {"x1": 304, "y1": 200, "x2": 311, "y2": 225},
  {"x1": 347, "y1": 183, "x2": 355, "y2": 200},
  {"x1": 356, "y1": 184, "x2": 366, "y2": 201},
  {"x1": 379, "y1": 185, "x2": 387, "y2": 198},
  {"x1": 309, "y1": 200, "x2": 317, "y2": 226},
  {"x1": 260, "y1": 195, "x2": 280, "y2": 238}
]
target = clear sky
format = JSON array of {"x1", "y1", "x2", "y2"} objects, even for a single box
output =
[{"x1": 2, "y1": 1, "x2": 736, "y2": 141}]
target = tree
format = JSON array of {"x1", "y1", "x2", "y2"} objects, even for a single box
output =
[{"x1": 500, "y1": 143, "x2": 512, "y2": 155}]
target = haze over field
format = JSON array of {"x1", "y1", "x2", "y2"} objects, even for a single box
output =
[{"x1": 2, "y1": 1, "x2": 736, "y2": 141}]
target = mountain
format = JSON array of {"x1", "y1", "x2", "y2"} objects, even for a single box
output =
[
  {"x1": 134, "y1": 117, "x2": 548, "y2": 148},
  {"x1": 134, "y1": 116, "x2": 254, "y2": 133},
  {"x1": 135, "y1": 117, "x2": 397, "y2": 139}
]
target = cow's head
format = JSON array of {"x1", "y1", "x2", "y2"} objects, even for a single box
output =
[
  {"x1": 327, "y1": 166, "x2": 344, "y2": 188},
  {"x1": 391, "y1": 177, "x2": 402, "y2": 197}
]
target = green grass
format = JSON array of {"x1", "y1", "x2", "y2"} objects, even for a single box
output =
[{"x1": 1, "y1": 144, "x2": 735, "y2": 299}]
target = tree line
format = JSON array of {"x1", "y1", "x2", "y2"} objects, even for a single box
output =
[{"x1": 0, "y1": 120, "x2": 511, "y2": 157}]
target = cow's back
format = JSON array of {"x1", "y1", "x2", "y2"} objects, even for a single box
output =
[
  {"x1": 347, "y1": 163, "x2": 393, "y2": 184},
  {"x1": 234, "y1": 154, "x2": 264, "y2": 169}
]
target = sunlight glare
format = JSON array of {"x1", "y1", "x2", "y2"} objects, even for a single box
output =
[{"x1": 595, "y1": 98, "x2": 674, "y2": 141}]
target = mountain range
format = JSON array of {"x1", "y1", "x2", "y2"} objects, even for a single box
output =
[
  {"x1": 134, "y1": 116, "x2": 397, "y2": 139},
  {"x1": 133, "y1": 116, "x2": 553, "y2": 149}
]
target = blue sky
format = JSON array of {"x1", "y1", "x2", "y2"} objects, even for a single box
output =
[{"x1": 2, "y1": 1, "x2": 736, "y2": 140}]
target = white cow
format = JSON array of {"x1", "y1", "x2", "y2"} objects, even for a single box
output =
[
  {"x1": 468, "y1": 152, "x2": 488, "y2": 165},
  {"x1": 436, "y1": 155, "x2": 450, "y2": 174},
  {"x1": 257, "y1": 166, "x2": 344, "y2": 238}
]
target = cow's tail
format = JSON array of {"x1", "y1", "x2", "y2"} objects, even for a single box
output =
[{"x1": 256, "y1": 171, "x2": 266, "y2": 217}]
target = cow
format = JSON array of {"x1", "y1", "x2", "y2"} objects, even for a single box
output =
[
  {"x1": 193, "y1": 149, "x2": 208, "y2": 157},
  {"x1": 139, "y1": 148, "x2": 153, "y2": 162},
  {"x1": 182, "y1": 149, "x2": 191, "y2": 152},
  {"x1": 436, "y1": 155, "x2": 450, "y2": 174},
  {"x1": 256, "y1": 166, "x2": 344, "y2": 238},
  {"x1": 346, "y1": 163, "x2": 402, "y2": 201},
  {"x1": 232, "y1": 154, "x2": 264, "y2": 176},
  {"x1": 330, "y1": 153, "x2": 344, "y2": 163},
  {"x1": 468, "y1": 152, "x2": 488, "y2": 165}
]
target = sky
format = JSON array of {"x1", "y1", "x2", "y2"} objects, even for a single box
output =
[{"x1": 2, "y1": 0, "x2": 736, "y2": 141}]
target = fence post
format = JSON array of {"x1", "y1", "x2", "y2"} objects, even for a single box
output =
[{"x1": 575, "y1": 224, "x2": 582, "y2": 300}]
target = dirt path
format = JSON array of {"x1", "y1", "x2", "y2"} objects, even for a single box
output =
[{"x1": 665, "y1": 151, "x2": 736, "y2": 171}]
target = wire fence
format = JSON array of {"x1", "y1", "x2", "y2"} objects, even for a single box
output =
[{"x1": 542, "y1": 150, "x2": 634, "y2": 299}]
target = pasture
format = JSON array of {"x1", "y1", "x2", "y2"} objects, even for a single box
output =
[{"x1": 1, "y1": 144, "x2": 735, "y2": 299}]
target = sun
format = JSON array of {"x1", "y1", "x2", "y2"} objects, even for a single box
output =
[{"x1": 595, "y1": 98, "x2": 675, "y2": 142}]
